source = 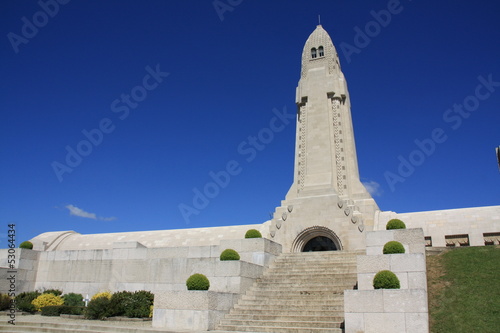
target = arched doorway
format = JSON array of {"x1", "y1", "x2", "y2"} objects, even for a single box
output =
[
  {"x1": 291, "y1": 226, "x2": 343, "y2": 252},
  {"x1": 303, "y1": 236, "x2": 337, "y2": 251}
]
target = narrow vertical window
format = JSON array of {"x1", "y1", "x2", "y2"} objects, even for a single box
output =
[
  {"x1": 318, "y1": 46, "x2": 324, "y2": 57},
  {"x1": 311, "y1": 48, "x2": 317, "y2": 59}
]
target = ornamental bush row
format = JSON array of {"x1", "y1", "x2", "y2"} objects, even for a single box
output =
[
  {"x1": 86, "y1": 290, "x2": 154, "y2": 319},
  {"x1": 15, "y1": 290, "x2": 153, "y2": 319},
  {"x1": 0, "y1": 294, "x2": 11, "y2": 311}
]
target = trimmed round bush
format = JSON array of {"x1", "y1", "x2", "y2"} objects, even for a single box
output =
[
  {"x1": 19, "y1": 241, "x2": 33, "y2": 249},
  {"x1": 220, "y1": 249, "x2": 240, "y2": 261},
  {"x1": 386, "y1": 219, "x2": 406, "y2": 230},
  {"x1": 186, "y1": 273, "x2": 210, "y2": 291},
  {"x1": 373, "y1": 270, "x2": 400, "y2": 289},
  {"x1": 32, "y1": 293, "x2": 64, "y2": 311},
  {"x1": 245, "y1": 229, "x2": 262, "y2": 238},
  {"x1": 383, "y1": 241, "x2": 405, "y2": 254}
]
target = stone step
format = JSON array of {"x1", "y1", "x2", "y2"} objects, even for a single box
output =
[
  {"x1": 245, "y1": 290, "x2": 348, "y2": 297},
  {"x1": 236, "y1": 297, "x2": 345, "y2": 306},
  {"x1": 257, "y1": 275, "x2": 357, "y2": 283},
  {"x1": 268, "y1": 266, "x2": 356, "y2": 272},
  {"x1": 273, "y1": 256, "x2": 356, "y2": 261},
  {"x1": 223, "y1": 314, "x2": 344, "y2": 322},
  {"x1": 254, "y1": 278, "x2": 357, "y2": 285},
  {"x1": 215, "y1": 325, "x2": 342, "y2": 333},
  {"x1": 232, "y1": 304, "x2": 344, "y2": 312},
  {"x1": 229, "y1": 308, "x2": 344, "y2": 316},
  {"x1": 272, "y1": 257, "x2": 357, "y2": 263},
  {"x1": 247, "y1": 286, "x2": 354, "y2": 293},
  {"x1": 0, "y1": 321, "x2": 164, "y2": 333},
  {"x1": 218, "y1": 251, "x2": 357, "y2": 332},
  {"x1": 263, "y1": 270, "x2": 357, "y2": 277},
  {"x1": 236, "y1": 302, "x2": 344, "y2": 310},
  {"x1": 218, "y1": 319, "x2": 341, "y2": 329}
]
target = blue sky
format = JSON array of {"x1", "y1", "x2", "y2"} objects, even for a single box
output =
[{"x1": 1, "y1": 0, "x2": 499, "y2": 246}]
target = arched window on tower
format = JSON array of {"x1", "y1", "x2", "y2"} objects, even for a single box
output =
[
  {"x1": 311, "y1": 48, "x2": 317, "y2": 59},
  {"x1": 318, "y1": 46, "x2": 324, "y2": 57}
]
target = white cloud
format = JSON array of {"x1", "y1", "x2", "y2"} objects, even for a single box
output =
[
  {"x1": 65, "y1": 205, "x2": 116, "y2": 221},
  {"x1": 100, "y1": 216, "x2": 117, "y2": 221},
  {"x1": 362, "y1": 180, "x2": 382, "y2": 197}
]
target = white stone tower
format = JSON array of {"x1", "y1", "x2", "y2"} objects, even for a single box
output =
[{"x1": 268, "y1": 25, "x2": 379, "y2": 252}]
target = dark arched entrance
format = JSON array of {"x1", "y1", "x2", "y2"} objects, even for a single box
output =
[
  {"x1": 291, "y1": 226, "x2": 343, "y2": 252},
  {"x1": 303, "y1": 236, "x2": 338, "y2": 252}
]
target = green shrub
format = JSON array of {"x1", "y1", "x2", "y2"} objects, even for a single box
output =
[
  {"x1": 19, "y1": 241, "x2": 33, "y2": 249},
  {"x1": 43, "y1": 289, "x2": 63, "y2": 296},
  {"x1": 186, "y1": 273, "x2": 210, "y2": 291},
  {"x1": 373, "y1": 270, "x2": 400, "y2": 289},
  {"x1": 85, "y1": 296, "x2": 111, "y2": 320},
  {"x1": 63, "y1": 293, "x2": 84, "y2": 307},
  {"x1": 91, "y1": 291, "x2": 112, "y2": 300},
  {"x1": 40, "y1": 305, "x2": 62, "y2": 316},
  {"x1": 62, "y1": 306, "x2": 84, "y2": 315},
  {"x1": 41, "y1": 305, "x2": 85, "y2": 316},
  {"x1": 245, "y1": 229, "x2": 262, "y2": 238},
  {"x1": 109, "y1": 291, "x2": 133, "y2": 317},
  {"x1": 220, "y1": 249, "x2": 240, "y2": 261},
  {"x1": 383, "y1": 241, "x2": 406, "y2": 254},
  {"x1": 32, "y1": 293, "x2": 64, "y2": 311},
  {"x1": 386, "y1": 219, "x2": 406, "y2": 230},
  {"x1": 124, "y1": 291, "x2": 154, "y2": 318},
  {"x1": 15, "y1": 291, "x2": 41, "y2": 312},
  {"x1": 0, "y1": 294, "x2": 11, "y2": 311}
]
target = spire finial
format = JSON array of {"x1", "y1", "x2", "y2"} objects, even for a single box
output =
[{"x1": 318, "y1": 15, "x2": 321, "y2": 25}]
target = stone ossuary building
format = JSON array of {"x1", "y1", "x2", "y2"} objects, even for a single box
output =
[{"x1": 2, "y1": 25, "x2": 499, "y2": 333}]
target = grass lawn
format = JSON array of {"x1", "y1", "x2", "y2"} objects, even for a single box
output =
[{"x1": 427, "y1": 246, "x2": 500, "y2": 333}]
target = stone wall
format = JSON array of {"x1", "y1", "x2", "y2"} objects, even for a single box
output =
[
  {"x1": 375, "y1": 205, "x2": 500, "y2": 247},
  {"x1": 0, "y1": 248, "x2": 39, "y2": 294},
  {"x1": 0, "y1": 238, "x2": 281, "y2": 298},
  {"x1": 344, "y1": 229, "x2": 429, "y2": 333},
  {"x1": 153, "y1": 290, "x2": 239, "y2": 331}
]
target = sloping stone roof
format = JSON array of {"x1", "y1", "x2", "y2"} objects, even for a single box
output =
[{"x1": 30, "y1": 222, "x2": 271, "y2": 251}]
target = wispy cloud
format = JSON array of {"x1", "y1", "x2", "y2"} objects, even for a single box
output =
[
  {"x1": 65, "y1": 204, "x2": 116, "y2": 221},
  {"x1": 363, "y1": 180, "x2": 382, "y2": 197}
]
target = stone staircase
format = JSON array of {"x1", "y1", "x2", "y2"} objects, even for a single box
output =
[{"x1": 216, "y1": 251, "x2": 359, "y2": 333}]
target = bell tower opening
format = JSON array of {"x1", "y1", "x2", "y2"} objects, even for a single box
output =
[{"x1": 303, "y1": 236, "x2": 337, "y2": 252}]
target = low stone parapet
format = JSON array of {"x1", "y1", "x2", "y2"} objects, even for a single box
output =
[
  {"x1": 152, "y1": 290, "x2": 238, "y2": 331},
  {"x1": 344, "y1": 289, "x2": 429, "y2": 333}
]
